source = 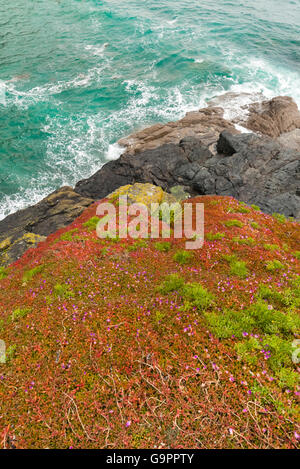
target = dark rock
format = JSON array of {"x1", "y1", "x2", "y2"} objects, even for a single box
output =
[
  {"x1": 0, "y1": 186, "x2": 93, "y2": 266},
  {"x1": 75, "y1": 132, "x2": 300, "y2": 220},
  {"x1": 216, "y1": 131, "x2": 239, "y2": 156}
]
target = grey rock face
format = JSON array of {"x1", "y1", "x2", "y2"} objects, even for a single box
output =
[{"x1": 75, "y1": 132, "x2": 300, "y2": 219}]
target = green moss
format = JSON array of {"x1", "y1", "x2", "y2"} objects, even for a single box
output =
[
  {"x1": 22, "y1": 265, "x2": 44, "y2": 283},
  {"x1": 207, "y1": 294, "x2": 300, "y2": 339},
  {"x1": 109, "y1": 235, "x2": 120, "y2": 243},
  {"x1": 266, "y1": 260, "x2": 285, "y2": 272},
  {"x1": 232, "y1": 236, "x2": 255, "y2": 246},
  {"x1": 128, "y1": 240, "x2": 148, "y2": 251},
  {"x1": 256, "y1": 284, "x2": 300, "y2": 311},
  {"x1": 158, "y1": 205, "x2": 180, "y2": 226},
  {"x1": 223, "y1": 253, "x2": 249, "y2": 278},
  {"x1": 83, "y1": 216, "x2": 100, "y2": 231},
  {"x1": 230, "y1": 260, "x2": 249, "y2": 278},
  {"x1": 247, "y1": 300, "x2": 299, "y2": 335},
  {"x1": 205, "y1": 309, "x2": 255, "y2": 339},
  {"x1": 227, "y1": 202, "x2": 250, "y2": 213},
  {"x1": 224, "y1": 219, "x2": 244, "y2": 228},
  {"x1": 154, "y1": 311, "x2": 165, "y2": 323},
  {"x1": 263, "y1": 244, "x2": 280, "y2": 252},
  {"x1": 0, "y1": 267, "x2": 8, "y2": 280},
  {"x1": 249, "y1": 385, "x2": 295, "y2": 414},
  {"x1": 272, "y1": 213, "x2": 286, "y2": 224},
  {"x1": 158, "y1": 274, "x2": 185, "y2": 294},
  {"x1": 277, "y1": 368, "x2": 299, "y2": 389},
  {"x1": 154, "y1": 241, "x2": 171, "y2": 252},
  {"x1": 54, "y1": 283, "x2": 74, "y2": 299},
  {"x1": 292, "y1": 251, "x2": 300, "y2": 259},
  {"x1": 206, "y1": 232, "x2": 225, "y2": 241},
  {"x1": 251, "y1": 204, "x2": 260, "y2": 211},
  {"x1": 183, "y1": 283, "x2": 215, "y2": 311},
  {"x1": 264, "y1": 334, "x2": 290, "y2": 362},
  {"x1": 11, "y1": 307, "x2": 31, "y2": 321},
  {"x1": 6, "y1": 344, "x2": 16, "y2": 363},
  {"x1": 250, "y1": 222, "x2": 259, "y2": 229},
  {"x1": 235, "y1": 337, "x2": 261, "y2": 365},
  {"x1": 238, "y1": 206, "x2": 250, "y2": 213},
  {"x1": 237, "y1": 339, "x2": 299, "y2": 390},
  {"x1": 206, "y1": 298, "x2": 299, "y2": 389},
  {"x1": 60, "y1": 228, "x2": 78, "y2": 242},
  {"x1": 222, "y1": 254, "x2": 237, "y2": 263},
  {"x1": 173, "y1": 250, "x2": 193, "y2": 265},
  {"x1": 210, "y1": 199, "x2": 220, "y2": 206},
  {"x1": 257, "y1": 284, "x2": 282, "y2": 303}
]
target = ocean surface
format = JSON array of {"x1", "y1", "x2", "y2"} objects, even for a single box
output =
[{"x1": 0, "y1": 0, "x2": 300, "y2": 219}]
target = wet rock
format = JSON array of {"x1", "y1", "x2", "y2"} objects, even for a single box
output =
[
  {"x1": 243, "y1": 96, "x2": 300, "y2": 137},
  {"x1": 118, "y1": 106, "x2": 238, "y2": 155}
]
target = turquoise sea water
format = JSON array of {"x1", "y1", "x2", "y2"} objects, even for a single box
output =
[{"x1": 0, "y1": 0, "x2": 300, "y2": 219}]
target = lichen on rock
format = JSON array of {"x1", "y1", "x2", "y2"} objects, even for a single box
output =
[{"x1": 108, "y1": 182, "x2": 179, "y2": 209}]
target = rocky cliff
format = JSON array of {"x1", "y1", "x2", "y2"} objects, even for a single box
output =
[
  {"x1": 0, "y1": 95, "x2": 299, "y2": 266},
  {"x1": 75, "y1": 131, "x2": 300, "y2": 220}
]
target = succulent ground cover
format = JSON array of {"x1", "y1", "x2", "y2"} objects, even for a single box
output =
[{"x1": 0, "y1": 194, "x2": 299, "y2": 449}]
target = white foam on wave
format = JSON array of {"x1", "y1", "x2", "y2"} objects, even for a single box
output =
[
  {"x1": 235, "y1": 56, "x2": 300, "y2": 107},
  {"x1": 0, "y1": 182, "x2": 53, "y2": 221},
  {"x1": 204, "y1": 54, "x2": 300, "y2": 125},
  {"x1": 105, "y1": 143, "x2": 125, "y2": 160},
  {"x1": 234, "y1": 124, "x2": 252, "y2": 133},
  {"x1": 0, "y1": 80, "x2": 6, "y2": 106},
  {"x1": 207, "y1": 87, "x2": 266, "y2": 122},
  {"x1": 3, "y1": 63, "x2": 110, "y2": 108},
  {"x1": 85, "y1": 43, "x2": 109, "y2": 56},
  {"x1": 167, "y1": 19, "x2": 178, "y2": 25}
]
